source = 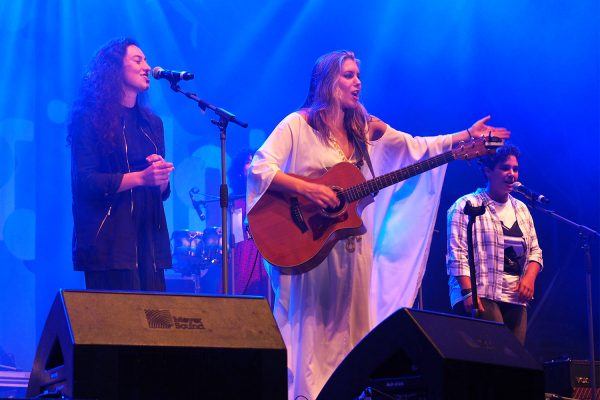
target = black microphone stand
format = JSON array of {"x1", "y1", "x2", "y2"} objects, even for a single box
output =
[
  {"x1": 464, "y1": 200, "x2": 487, "y2": 318},
  {"x1": 169, "y1": 80, "x2": 248, "y2": 295},
  {"x1": 527, "y1": 201, "x2": 599, "y2": 400}
]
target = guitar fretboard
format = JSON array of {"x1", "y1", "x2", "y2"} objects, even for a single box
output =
[{"x1": 342, "y1": 151, "x2": 455, "y2": 202}]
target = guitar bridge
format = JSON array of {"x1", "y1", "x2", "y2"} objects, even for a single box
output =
[{"x1": 290, "y1": 197, "x2": 308, "y2": 233}]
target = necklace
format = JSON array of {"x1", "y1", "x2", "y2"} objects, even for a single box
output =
[{"x1": 330, "y1": 135, "x2": 353, "y2": 161}]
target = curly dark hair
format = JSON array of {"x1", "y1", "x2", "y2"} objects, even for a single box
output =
[
  {"x1": 479, "y1": 144, "x2": 520, "y2": 174},
  {"x1": 67, "y1": 37, "x2": 149, "y2": 149}
]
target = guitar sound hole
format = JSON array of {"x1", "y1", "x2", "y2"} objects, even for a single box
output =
[{"x1": 323, "y1": 187, "x2": 345, "y2": 216}]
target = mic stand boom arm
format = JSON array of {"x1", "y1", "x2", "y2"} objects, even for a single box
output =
[
  {"x1": 170, "y1": 82, "x2": 249, "y2": 295},
  {"x1": 169, "y1": 82, "x2": 248, "y2": 129}
]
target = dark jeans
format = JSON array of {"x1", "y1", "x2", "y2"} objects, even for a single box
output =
[{"x1": 453, "y1": 297, "x2": 527, "y2": 345}]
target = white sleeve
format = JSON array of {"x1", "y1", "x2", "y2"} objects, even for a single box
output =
[
  {"x1": 369, "y1": 125, "x2": 453, "y2": 170},
  {"x1": 246, "y1": 114, "x2": 298, "y2": 211}
]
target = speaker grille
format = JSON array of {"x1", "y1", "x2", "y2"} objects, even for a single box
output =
[{"x1": 27, "y1": 290, "x2": 287, "y2": 399}]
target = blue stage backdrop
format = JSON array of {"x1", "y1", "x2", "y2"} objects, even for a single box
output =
[{"x1": 0, "y1": 0, "x2": 597, "y2": 371}]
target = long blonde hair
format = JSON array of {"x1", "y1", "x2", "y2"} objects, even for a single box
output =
[{"x1": 300, "y1": 50, "x2": 369, "y2": 145}]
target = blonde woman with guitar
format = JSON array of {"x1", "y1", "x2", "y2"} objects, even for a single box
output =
[{"x1": 247, "y1": 50, "x2": 510, "y2": 400}]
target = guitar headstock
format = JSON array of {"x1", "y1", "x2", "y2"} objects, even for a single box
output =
[{"x1": 452, "y1": 135, "x2": 504, "y2": 160}]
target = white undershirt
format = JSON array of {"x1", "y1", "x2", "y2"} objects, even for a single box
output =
[{"x1": 491, "y1": 199, "x2": 516, "y2": 229}]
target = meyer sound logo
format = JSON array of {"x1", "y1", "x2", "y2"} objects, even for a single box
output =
[{"x1": 144, "y1": 309, "x2": 205, "y2": 330}]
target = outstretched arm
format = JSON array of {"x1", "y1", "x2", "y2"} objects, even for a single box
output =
[
  {"x1": 450, "y1": 115, "x2": 511, "y2": 145},
  {"x1": 368, "y1": 115, "x2": 510, "y2": 145}
]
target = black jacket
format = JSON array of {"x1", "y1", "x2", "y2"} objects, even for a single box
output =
[{"x1": 71, "y1": 107, "x2": 172, "y2": 271}]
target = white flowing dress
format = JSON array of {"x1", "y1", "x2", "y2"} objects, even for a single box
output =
[{"x1": 247, "y1": 112, "x2": 452, "y2": 400}]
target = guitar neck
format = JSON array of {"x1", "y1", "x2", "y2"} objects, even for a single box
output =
[{"x1": 343, "y1": 151, "x2": 455, "y2": 202}]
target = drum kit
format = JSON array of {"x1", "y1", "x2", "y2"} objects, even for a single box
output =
[
  {"x1": 168, "y1": 225, "x2": 223, "y2": 294},
  {"x1": 168, "y1": 187, "x2": 270, "y2": 298},
  {"x1": 171, "y1": 227, "x2": 222, "y2": 277},
  {"x1": 167, "y1": 188, "x2": 232, "y2": 294}
]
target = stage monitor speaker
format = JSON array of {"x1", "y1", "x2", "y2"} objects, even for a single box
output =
[
  {"x1": 27, "y1": 290, "x2": 287, "y2": 399},
  {"x1": 318, "y1": 308, "x2": 544, "y2": 400}
]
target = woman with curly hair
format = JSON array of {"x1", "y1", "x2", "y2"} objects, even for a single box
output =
[{"x1": 69, "y1": 37, "x2": 174, "y2": 291}]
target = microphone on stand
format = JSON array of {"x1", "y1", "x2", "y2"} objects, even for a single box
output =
[
  {"x1": 194, "y1": 202, "x2": 206, "y2": 221},
  {"x1": 189, "y1": 188, "x2": 206, "y2": 221},
  {"x1": 512, "y1": 182, "x2": 550, "y2": 204},
  {"x1": 152, "y1": 66, "x2": 195, "y2": 82}
]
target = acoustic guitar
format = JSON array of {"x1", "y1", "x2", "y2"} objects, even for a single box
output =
[{"x1": 247, "y1": 136, "x2": 502, "y2": 275}]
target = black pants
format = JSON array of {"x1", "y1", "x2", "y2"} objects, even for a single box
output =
[{"x1": 453, "y1": 297, "x2": 527, "y2": 345}]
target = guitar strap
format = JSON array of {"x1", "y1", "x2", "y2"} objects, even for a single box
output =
[{"x1": 352, "y1": 133, "x2": 378, "y2": 197}]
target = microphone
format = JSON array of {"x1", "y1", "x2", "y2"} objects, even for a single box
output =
[
  {"x1": 152, "y1": 66, "x2": 194, "y2": 82},
  {"x1": 189, "y1": 188, "x2": 206, "y2": 220},
  {"x1": 193, "y1": 201, "x2": 206, "y2": 221},
  {"x1": 512, "y1": 182, "x2": 550, "y2": 204}
]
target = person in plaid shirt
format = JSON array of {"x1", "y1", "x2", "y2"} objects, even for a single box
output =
[{"x1": 446, "y1": 144, "x2": 543, "y2": 344}]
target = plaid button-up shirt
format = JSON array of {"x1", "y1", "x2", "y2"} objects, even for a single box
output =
[{"x1": 446, "y1": 188, "x2": 543, "y2": 307}]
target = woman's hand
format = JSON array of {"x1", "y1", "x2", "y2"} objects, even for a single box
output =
[
  {"x1": 117, "y1": 155, "x2": 174, "y2": 193},
  {"x1": 470, "y1": 115, "x2": 511, "y2": 140},
  {"x1": 141, "y1": 154, "x2": 174, "y2": 189},
  {"x1": 300, "y1": 181, "x2": 340, "y2": 209},
  {"x1": 269, "y1": 171, "x2": 339, "y2": 209},
  {"x1": 451, "y1": 115, "x2": 511, "y2": 145}
]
